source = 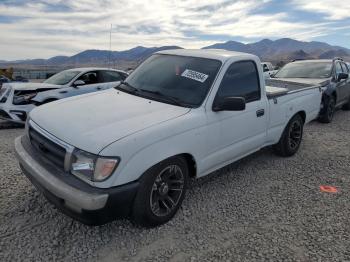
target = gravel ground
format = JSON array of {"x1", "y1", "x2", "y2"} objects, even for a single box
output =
[{"x1": 0, "y1": 111, "x2": 350, "y2": 262}]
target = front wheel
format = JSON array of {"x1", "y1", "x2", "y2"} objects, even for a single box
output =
[
  {"x1": 319, "y1": 96, "x2": 336, "y2": 123},
  {"x1": 273, "y1": 114, "x2": 304, "y2": 157},
  {"x1": 132, "y1": 156, "x2": 189, "y2": 227}
]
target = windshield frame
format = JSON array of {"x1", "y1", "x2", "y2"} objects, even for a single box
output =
[
  {"x1": 44, "y1": 70, "x2": 82, "y2": 85},
  {"x1": 274, "y1": 61, "x2": 333, "y2": 79},
  {"x1": 115, "y1": 54, "x2": 223, "y2": 108}
]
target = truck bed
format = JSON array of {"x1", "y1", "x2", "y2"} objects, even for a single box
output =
[{"x1": 266, "y1": 78, "x2": 319, "y2": 99}]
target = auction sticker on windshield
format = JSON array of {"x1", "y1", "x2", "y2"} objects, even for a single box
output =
[{"x1": 181, "y1": 69, "x2": 209, "y2": 83}]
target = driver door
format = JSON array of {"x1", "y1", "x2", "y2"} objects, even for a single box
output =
[
  {"x1": 68, "y1": 71, "x2": 101, "y2": 96},
  {"x1": 334, "y1": 62, "x2": 347, "y2": 104},
  {"x1": 341, "y1": 62, "x2": 350, "y2": 102},
  {"x1": 202, "y1": 61, "x2": 268, "y2": 173},
  {"x1": 98, "y1": 70, "x2": 127, "y2": 90}
]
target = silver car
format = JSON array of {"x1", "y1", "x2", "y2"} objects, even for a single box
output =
[{"x1": 0, "y1": 68, "x2": 128, "y2": 124}]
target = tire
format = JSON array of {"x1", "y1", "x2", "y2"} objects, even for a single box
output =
[
  {"x1": 273, "y1": 114, "x2": 304, "y2": 157},
  {"x1": 342, "y1": 96, "x2": 350, "y2": 111},
  {"x1": 318, "y1": 96, "x2": 336, "y2": 123},
  {"x1": 132, "y1": 156, "x2": 189, "y2": 227}
]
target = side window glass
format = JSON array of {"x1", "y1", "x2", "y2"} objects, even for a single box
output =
[
  {"x1": 101, "y1": 71, "x2": 123, "y2": 83},
  {"x1": 335, "y1": 62, "x2": 343, "y2": 75},
  {"x1": 216, "y1": 61, "x2": 261, "y2": 103},
  {"x1": 77, "y1": 71, "x2": 98, "y2": 85},
  {"x1": 341, "y1": 63, "x2": 349, "y2": 73}
]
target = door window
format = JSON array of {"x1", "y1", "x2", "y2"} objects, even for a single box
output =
[
  {"x1": 77, "y1": 71, "x2": 99, "y2": 85},
  {"x1": 263, "y1": 64, "x2": 269, "y2": 72},
  {"x1": 335, "y1": 62, "x2": 343, "y2": 75},
  {"x1": 216, "y1": 61, "x2": 261, "y2": 103},
  {"x1": 341, "y1": 63, "x2": 349, "y2": 73},
  {"x1": 100, "y1": 71, "x2": 125, "y2": 83}
]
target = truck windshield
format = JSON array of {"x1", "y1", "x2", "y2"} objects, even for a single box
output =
[
  {"x1": 44, "y1": 70, "x2": 81, "y2": 85},
  {"x1": 275, "y1": 62, "x2": 332, "y2": 78},
  {"x1": 117, "y1": 54, "x2": 222, "y2": 107}
]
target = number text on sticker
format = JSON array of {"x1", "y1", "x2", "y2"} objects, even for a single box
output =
[{"x1": 181, "y1": 69, "x2": 209, "y2": 83}]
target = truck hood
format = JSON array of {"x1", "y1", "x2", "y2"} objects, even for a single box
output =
[
  {"x1": 5, "y1": 82, "x2": 62, "y2": 91},
  {"x1": 30, "y1": 89, "x2": 191, "y2": 154},
  {"x1": 272, "y1": 78, "x2": 330, "y2": 86}
]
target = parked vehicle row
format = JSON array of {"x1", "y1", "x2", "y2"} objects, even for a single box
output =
[
  {"x1": 15, "y1": 49, "x2": 323, "y2": 227},
  {"x1": 0, "y1": 68, "x2": 128, "y2": 123},
  {"x1": 0, "y1": 75, "x2": 28, "y2": 88},
  {"x1": 270, "y1": 58, "x2": 350, "y2": 123}
]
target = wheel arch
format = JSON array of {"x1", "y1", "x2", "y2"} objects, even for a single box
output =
[
  {"x1": 324, "y1": 89, "x2": 337, "y2": 103},
  {"x1": 139, "y1": 153, "x2": 198, "y2": 180},
  {"x1": 296, "y1": 110, "x2": 306, "y2": 123},
  {"x1": 178, "y1": 153, "x2": 197, "y2": 178}
]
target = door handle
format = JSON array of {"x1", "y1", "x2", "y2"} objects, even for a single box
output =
[
  {"x1": 256, "y1": 109, "x2": 265, "y2": 117},
  {"x1": 96, "y1": 87, "x2": 102, "y2": 90}
]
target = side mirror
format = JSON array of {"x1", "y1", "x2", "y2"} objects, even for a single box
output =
[
  {"x1": 263, "y1": 68, "x2": 269, "y2": 72},
  {"x1": 213, "y1": 97, "x2": 246, "y2": 112},
  {"x1": 73, "y1": 80, "x2": 85, "y2": 87},
  {"x1": 337, "y1": 73, "x2": 348, "y2": 81}
]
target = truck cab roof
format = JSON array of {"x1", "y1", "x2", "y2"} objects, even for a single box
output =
[{"x1": 157, "y1": 49, "x2": 258, "y2": 63}]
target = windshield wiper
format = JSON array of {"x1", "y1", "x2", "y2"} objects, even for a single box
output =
[
  {"x1": 139, "y1": 89, "x2": 184, "y2": 107},
  {"x1": 116, "y1": 83, "x2": 186, "y2": 107},
  {"x1": 115, "y1": 81, "x2": 142, "y2": 94}
]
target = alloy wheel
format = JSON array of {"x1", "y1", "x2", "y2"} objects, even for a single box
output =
[
  {"x1": 150, "y1": 165, "x2": 185, "y2": 217},
  {"x1": 288, "y1": 120, "x2": 302, "y2": 150}
]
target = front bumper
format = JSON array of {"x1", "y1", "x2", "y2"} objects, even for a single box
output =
[{"x1": 15, "y1": 136, "x2": 139, "y2": 225}]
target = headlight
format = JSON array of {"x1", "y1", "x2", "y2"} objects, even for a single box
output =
[
  {"x1": 71, "y1": 149, "x2": 120, "y2": 182},
  {"x1": 13, "y1": 92, "x2": 37, "y2": 105}
]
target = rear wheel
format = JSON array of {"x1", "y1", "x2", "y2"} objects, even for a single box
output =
[
  {"x1": 319, "y1": 96, "x2": 336, "y2": 123},
  {"x1": 273, "y1": 114, "x2": 304, "y2": 157},
  {"x1": 132, "y1": 156, "x2": 189, "y2": 227}
]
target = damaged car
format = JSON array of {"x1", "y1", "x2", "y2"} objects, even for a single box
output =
[
  {"x1": 0, "y1": 75, "x2": 10, "y2": 88},
  {"x1": 0, "y1": 68, "x2": 128, "y2": 124}
]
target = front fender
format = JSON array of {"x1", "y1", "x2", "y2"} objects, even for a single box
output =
[
  {"x1": 98, "y1": 110, "x2": 206, "y2": 187},
  {"x1": 323, "y1": 84, "x2": 337, "y2": 100},
  {"x1": 31, "y1": 89, "x2": 65, "y2": 103}
]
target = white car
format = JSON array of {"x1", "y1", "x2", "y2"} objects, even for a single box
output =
[
  {"x1": 15, "y1": 49, "x2": 322, "y2": 227},
  {"x1": 0, "y1": 68, "x2": 127, "y2": 124},
  {"x1": 261, "y1": 62, "x2": 278, "y2": 78}
]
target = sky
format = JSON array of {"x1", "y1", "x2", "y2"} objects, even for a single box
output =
[{"x1": 0, "y1": 0, "x2": 350, "y2": 60}]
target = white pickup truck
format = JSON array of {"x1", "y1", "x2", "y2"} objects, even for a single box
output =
[{"x1": 15, "y1": 49, "x2": 322, "y2": 227}]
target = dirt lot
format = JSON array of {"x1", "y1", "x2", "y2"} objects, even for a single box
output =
[{"x1": 0, "y1": 111, "x2": 350, "y2": 262}]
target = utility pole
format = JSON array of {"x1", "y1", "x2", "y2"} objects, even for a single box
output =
[{"x1": 108, "y1": 24, "x2": 112, "y2": 68}]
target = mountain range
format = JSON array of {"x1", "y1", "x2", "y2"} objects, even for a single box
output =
[
  {"x1": 2, "y1": 38, "x2": 350, "y2": 67},
  {"x1": 203, "y1": 38, "x2": 350, "y2": 62}
]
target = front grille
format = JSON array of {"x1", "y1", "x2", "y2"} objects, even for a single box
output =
[{"x1": 29, "y1": 126, "x2": 66, "y2": 169}]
